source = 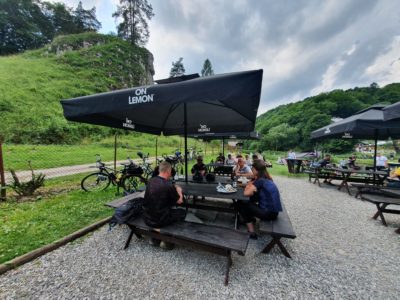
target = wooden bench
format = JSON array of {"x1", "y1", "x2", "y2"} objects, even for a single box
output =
[
  {"x1": 360, "y1": 194, "x2": 400, "y2": 234},
  {"x1": 106, "y1": 193, "x2": 250, "y2": 285},
  {"x1": 352, "y1": 183, "x2": 400, "y2": 199},
  {"x1": 305, "y1": 168, "x2": 342, "y2": 187},
  {"x1": 124, "y1": 217, "x2": 249, "y2": 285},
  {"x1": 258, "y1": 203, "x2": 296, "y2": 258}
]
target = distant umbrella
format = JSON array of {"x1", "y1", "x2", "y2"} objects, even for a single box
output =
[
  {"x1": 311, "y1": 105, "x2": 400, "y2": 170},
  {"x1": 383, "y1": 101, "x2": 400, "y2": 121}
]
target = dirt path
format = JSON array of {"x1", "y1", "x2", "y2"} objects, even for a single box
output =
[{"x1": 4, "y1": 158, "x2": 150, "y2": 184}]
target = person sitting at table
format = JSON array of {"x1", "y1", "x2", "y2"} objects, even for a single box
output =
[
  {"x1": 234, "y1": 157, "x2": 253, "y2": 178},
  {"x1": 142, "y1": 161, "x2": 185, "y2": 249},
  {"x1": 348, "y1": 154, "x2": 360, "y2": 170},
  {"x1": 376, "y1": 152, "x2": 388, "y2": 170},
  {"x1": 225, "y1": 154, "x2": 236, "y2": 166},
  {"x1": 319, "y1": 154, "x2": 331, "y2": 168},
  {"x1": 191, "y1": 156, "x2": 207, "y2": 176},
  {"x1": 245, "y1": 154, "x2": 252, "y2": 166},
  {"x1": 318, "y1": 154, "x2": 334, "y2": 185},
  {"x1": 216, "y1": 153, "x2": 225, "y2": 164},
  {"x1": 388, "y1": 167, "x2": 400, "y2": 187},
  {"x1": 237, "y1": 160, "x2": 281, "y2": 239}
]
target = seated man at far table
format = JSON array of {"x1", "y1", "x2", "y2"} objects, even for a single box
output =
[
  {"x1": 142, "y1": 161, "x2": 186, "y2": 249},
  {"x1": 191, "y1": 156, "x2": 207, "y2": 176},
  {"x1": 216, "y1": 152, "x2": 225, "y2": 164},
  {"x1": 318, "y1": 154, "x2": 334, "y2": 185},
  {"x1": 234, "y1": 157, "x2": 253, "y2": 178}
]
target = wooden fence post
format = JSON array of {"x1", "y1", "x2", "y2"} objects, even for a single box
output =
[{"x1": 0, "y1": 138, "x2": 6, "y2": 200}]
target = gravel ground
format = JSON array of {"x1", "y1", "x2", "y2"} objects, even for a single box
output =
[{"x1": 1, "y1": 176, "x2": 399, "y2": 299}]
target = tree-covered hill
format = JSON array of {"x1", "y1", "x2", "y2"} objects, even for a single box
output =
[
  {"x1": 0, "y1": 32, "x2": 154, "y2": 144},
  {"x1": 252, "y1": 83, "x2": 400, "y2": 152}
]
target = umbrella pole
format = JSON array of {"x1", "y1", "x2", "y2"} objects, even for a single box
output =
[
  {"x1": 184, "y1": 103, "x2": 188, "y2": 182},
  {"x1": 222, "y1": 138, "x2": 225, "y2": 158},
  {"x1": 114, "y1": 133, "x2": 117, "y2": 171},
  {"x1": 155, "y1": 137, "x2": 158, "y2": 165},
  {"x1": 373, "y1": 130, "x2": 378, "y2": 184}
]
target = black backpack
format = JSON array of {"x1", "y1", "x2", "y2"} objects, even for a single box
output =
[{"x1": 109, "y1": 197, "x2": 144, "y2": 230}]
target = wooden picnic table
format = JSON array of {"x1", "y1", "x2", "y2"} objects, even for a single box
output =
[
  {"x1": 328, "y1": 168, "x2": 388, "y2": 196},
  {"x1": 175, "y1": 182, "x2": 248, "y2": 229}
]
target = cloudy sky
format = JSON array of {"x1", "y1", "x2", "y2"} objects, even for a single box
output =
[{"x1": 53, "y1": 0, "x2": 400, "y2": 114}]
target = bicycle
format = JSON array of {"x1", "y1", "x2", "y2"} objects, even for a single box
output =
[
  {"x1": 163, "y1": 150, "x2": 185, "y2": 176},
  {"x1": 81, "y1": 155, "x2": 147, "y2": 193},
  {"x1": 137, "y1": 151, "x2": 154, "y2": 179}
]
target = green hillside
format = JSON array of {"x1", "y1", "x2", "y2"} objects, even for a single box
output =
[
  {"x1": 251, "y1": 83, "x2": 400, "y2": 152},
  {"x1": 0, "y1": 32, "x2": 154, "y2": 144}
]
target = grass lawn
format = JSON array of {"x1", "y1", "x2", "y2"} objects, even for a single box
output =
[{"x1": 0, "y1": 188, "x2": 118, "y2": 264}]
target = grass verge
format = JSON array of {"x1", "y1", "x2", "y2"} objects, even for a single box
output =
[{"x1": 0, "y1": 188, "x2": 118, "y2": 264}]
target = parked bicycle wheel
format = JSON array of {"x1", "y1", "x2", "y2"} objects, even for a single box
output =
[
  {"x1": 121, "y1": 175, "x2": 142, "y2": 193},
  {"x1": 81, "y1": 172, "x2": 111, "y2": 192}
]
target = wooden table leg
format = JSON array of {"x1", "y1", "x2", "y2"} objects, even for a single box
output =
[
  {"x1": 124, "y1": 226, "x2": 135, "y2": 249},
  {"x1": 372, "y1": 203, "x2": 388, "y2": 220},
  {"x1": 224, "y1": 251, "x2": 232, "y2": 286},
  {"x1": 376, "y1": 203, "x2": 388, "y2": 226},
  {"x1": 261, "y1": 237, "x2": 292, "y2": 258}
]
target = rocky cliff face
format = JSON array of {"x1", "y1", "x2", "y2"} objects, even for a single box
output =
[
  {"x1": 46, "y1": 32, "x2": 155, "y2": 87},
  {"x1": 0, "y1": 32, "x2": 157, "y2": 143}
]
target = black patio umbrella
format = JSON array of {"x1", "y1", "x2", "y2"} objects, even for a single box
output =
[
  {"x1": 383, "y1": 101, "x2": 400, "y2": 121},
  {"x1": 311, "y1": 105, "x2": 400, "y2": 170},
  {"x1": 188, "y1": 131, "x2": 261, "y2": 157},
  {"x1": 61, "y1": 69, "x2": 263, "y2": 181}
]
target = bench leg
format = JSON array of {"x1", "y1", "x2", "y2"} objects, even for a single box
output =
[
  {"x1": 261, "y1": 237, "x2": 292, "y2": 259},
  {"x1": 375, "y1": 204, "x2": 388, "y2": 226},
  {"x1": 124, "y1": 226, "x2": 134, "y2": 249},
  {"x1": 224, "y1": 251, "x2": 232, "y2": 286}
]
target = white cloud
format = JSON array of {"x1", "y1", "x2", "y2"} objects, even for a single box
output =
[{"x1": 365, "y1": 36, "x2": 400, "y2": 86}]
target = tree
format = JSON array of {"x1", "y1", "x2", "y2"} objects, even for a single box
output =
[
  {"x1": 0, "y1": 0, "x2": 101, "y2": 55},
  {"x1": 169, "y1": 57, "x2": 185, "y2": 77},
  {"x1": 201, "y1": 58, "x2": 214, "y2": 76},
  {"x1": 0, "y1": 0, "x2": 49, "y2": 55},
  {"x1": 112, "y1": 0, "x2": 154, "y2": 46},
  {"x1": 74, "y1": 1, "x2": 101, "y2": 32}
]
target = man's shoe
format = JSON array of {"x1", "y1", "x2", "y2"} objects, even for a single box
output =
[
  {"x1": 160, "y1": 241, "x2": 175, "y2": 250},
  {"x1": 149, "y1": 238, "x2": 161, "y2": 246}
]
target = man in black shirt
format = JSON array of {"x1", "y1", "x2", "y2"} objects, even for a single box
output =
[
  {"x1": 191, "y1": 156, "x2": 207, "y2": 176},
  {"x1": 143, "y1": 161, "x2": 185, "y2": 228}
]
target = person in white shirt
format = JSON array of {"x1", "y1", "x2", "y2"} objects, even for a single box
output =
[
  {"x1": 288, "y1": 150, "x2": 296, "y2": 159},
  {"x1": 375, "y1": 153, "x2": 388, "y2": 170},
  {"x1": 225, "y1": 154, "x2": 236, "y2": 166},
  {"x1": 245, "y1": 154, "x2": 252, "y2": 166}
]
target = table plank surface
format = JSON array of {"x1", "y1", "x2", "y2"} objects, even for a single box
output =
[
  {"x1": 176, "y1": 182, "x2": 248, "y2": 201},
  {"x1": 380, "y1": 188, "x2": 400, "y2": 198},
  {"x1": 329, "y1": 168, "x2": 388, "y2": 176},
  {"x1": 105, "y1": 191, "x2": 145, "y2": 208}
]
